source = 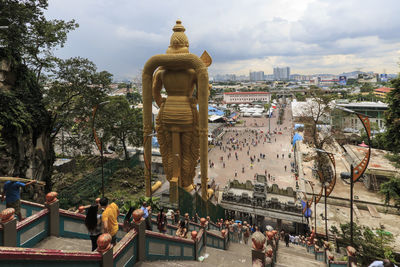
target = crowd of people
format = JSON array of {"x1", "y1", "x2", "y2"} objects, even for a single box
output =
[{"x1": 210, "y1": 128, "x2": 292, "y2": 179}]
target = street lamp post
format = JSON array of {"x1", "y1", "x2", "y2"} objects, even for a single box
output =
[
  {"x1": 92, "y1": 101, "x2": 110, "y2": 198},
  {"x1": 302, "y1": 178, "x2": 316, "y2": 234},
  {"x1": 324, "y1": 182, "x2": 328, "y2": 240},
  {"x1": 336, "y1": 106, "x2": 371, "y2": 247},
  {"x1": 313, "y1": 149, "x2": 337, "y2": 241}
]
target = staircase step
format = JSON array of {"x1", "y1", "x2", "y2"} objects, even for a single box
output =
[{"x1": 277, "y1": 245, "x2": 325, "y2": 267}]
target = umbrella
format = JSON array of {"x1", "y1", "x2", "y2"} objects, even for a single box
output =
[
  {"x1": 235, "y1": 220, "x2": 242, "y2": 224},
  {"x1": 358, "y1": 141, "x2": 369, "y2": 147},
  {"x1": 266, "y1": 225, "x2": 273, "y2": 231}
]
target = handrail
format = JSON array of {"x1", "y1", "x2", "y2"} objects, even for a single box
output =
[
  {"x1": 16, "y1": 209, "x2": 49, "y2": 230},
  {"x1": 113, "y1": 228, "x2": 138, "y2": 259}
]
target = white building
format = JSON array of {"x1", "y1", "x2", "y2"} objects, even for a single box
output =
[
  {"x1": 249, "y1": 71, "x2": 265, "y2": 81},
  {"x1": 273, "y1": 67, "x2": 290, "y2": 80},
  {"x1": 223, "y1": 91, "x2": 270, "y2": 104}
]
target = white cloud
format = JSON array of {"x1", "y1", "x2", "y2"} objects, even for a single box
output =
[{"x1": 45, "y1": 0, "x2": 400, "y2": 79}]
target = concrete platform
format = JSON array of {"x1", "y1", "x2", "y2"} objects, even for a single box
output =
[{"x1": 33, "y1": 236, "x2": 92, "y2": 251}]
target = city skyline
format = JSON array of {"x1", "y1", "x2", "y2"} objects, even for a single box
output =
[{"x1": 45, "y1": 0, "x2": 400, "y2": 80}]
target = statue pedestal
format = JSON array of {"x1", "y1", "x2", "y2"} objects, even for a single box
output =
[{"x1": 170, "y1": 177, "x2": 179, "y2": 204}]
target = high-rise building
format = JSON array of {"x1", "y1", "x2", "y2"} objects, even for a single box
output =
[
  {"x1": 273, "y1": 67, "x2": 290, "y2": 80},
  {"x1": 249, "y1": 71, "x2": 265, "y2": 81}
]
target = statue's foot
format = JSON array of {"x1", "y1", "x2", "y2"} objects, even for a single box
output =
[{"x1": 183, "y1": 184, "x2": 194, "y2": 192}]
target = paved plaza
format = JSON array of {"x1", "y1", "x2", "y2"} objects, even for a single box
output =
[{"x1": 208, "y1": 106, "x2": 297, "y2": 190}]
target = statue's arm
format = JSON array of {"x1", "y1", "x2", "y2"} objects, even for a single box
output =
[{"x1": 152, "y1": 70, "x2": 163, "y2": 107}]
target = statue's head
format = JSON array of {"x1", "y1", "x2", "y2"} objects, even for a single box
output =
[{"x1": 166, "y1": 20, "x2": 189, "y2": 54}]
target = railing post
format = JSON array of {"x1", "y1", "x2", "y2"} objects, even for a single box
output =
[
  {"x1": 97, "y1": 233, "x2": 113, "y2": 267},
  {"x1": 132, "y1": 209, "x2": 146, "y2": 262},
  {"x1": 200, "y1": 218, "x2": 207, "y2": 250},
  {"x1": 45, "y1": 192, "x2": 59, "y2": 237},
  {"x1": 251, "y1": 231, "x2": 266, "y2": 266},
  {"x1": 1, "y1": 208, "x2": 17, "y2": 247},
  {"x1": 347, "y1": 246, "x2": 357, "y2": 267}
]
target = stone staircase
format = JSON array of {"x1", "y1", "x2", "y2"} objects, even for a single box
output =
[
  {"x1": 137, "y1": 242, "x2": 252, "y2": 266},
  {"x1": 276, "y1": 244, "x2": 325, "y2": 267}
]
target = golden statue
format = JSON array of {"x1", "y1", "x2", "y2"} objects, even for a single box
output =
[{"x1": 142, "y1": 20, "x2": 211, "y2": 201}]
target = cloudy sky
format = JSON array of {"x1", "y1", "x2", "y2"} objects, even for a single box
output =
[{"x1": 45, "y1": 0, "x2": 400, "y2": 80}]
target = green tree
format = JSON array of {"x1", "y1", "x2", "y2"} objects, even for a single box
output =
[
  {"x1": 295, "y1": 92, "x2": 306, "y2": 101},
  {"x1": 360, "y1": 83, "x2": 374, "y2": 93},
  {"x1": 379, "y1": 177, "x2": 400, "y2": 210},
  {"x1": 298, "y1": 89, "x2": 334, "y2": 180},
  {"x1": 0, "y1": 1, "x2": 113, "y2": 192},
  {"x1": 0, "y1": 0, "x2": 78, "y2": 190},
  {"x1": 126, "y1": 91, "x2": 142, "y2": 105},
  {"x1": 384, "y1": 78, "x2": 400, "y2": 153},
  {"x1": 331, "y1": 223, "x2": 395, "y2": 265},
  {"x1": 44, "y1": 57, "x2": 113, "y2": 154},
  {"x1": 96, "y1": 96, "x2": 143, "y2": 160},
  {"x1": 0, "y1": 0, "x2": 78, "y2": 82}
]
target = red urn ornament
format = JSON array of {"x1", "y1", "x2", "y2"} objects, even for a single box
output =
[
  {"x1": 97, "y1": 233, "x2": 112, "y2": 252},
  {"x1": 132, "y1": 209, "x2": 144, "y2": 223},
  {"x1": 346, "y1": 246, "x2": 356, "y2": 257},
  {"x1": 45, "y1": 192, "x2": 58, "y2": 204},
  {"x1": 78, "y1": 206, "x2": 85, "y2": 213},
  {"x1": 200, "y1": 217, "x2": 206, "y2": 227},
  {"x1": 191, "y1": 230, "x2": 197, "y2": 241},
  {"x1": 1, "y1": 208, "x2": 15, "y2": 223},
  {"x1": 266, "y1": 247, "x2": 273, "y2": 257},
  {"x1": 266, "y1": 231, "x2": 274, "y2": 240},
  {"x1": 221, "y1": 229, "x2": 226, "y2": 237},
  {"x1": 252, "y1": 231, "x2": 266, "y2": 251}
]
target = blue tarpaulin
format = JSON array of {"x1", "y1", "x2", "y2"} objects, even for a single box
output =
[
  {"x1": 208, "y1": 106, "x2": 224, "y2": 116},
  {"x1": 152, "y1": 136, "x2": 159, "y2": 148},
  {"x1": 292, "y1": 133, "x2": 303, "y2": 146},
  {"x1": 301, "y1": 199, "x2": 312, "y2": 218},
  {"x1": 294, "y1": 124, "x2": 304, "y2": 129}
]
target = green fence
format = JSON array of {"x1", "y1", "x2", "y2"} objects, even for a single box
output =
[
  {"x1": 178, "y1": 187, "x2": 225, "y2": 223},
  {"x1": 58, "y1": 155, "x2": 139, "y2": 208}
]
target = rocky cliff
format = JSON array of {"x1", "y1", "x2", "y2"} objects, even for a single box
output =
[{"x1": 0, "y1": 57, "x2": 53, "y2": 199}]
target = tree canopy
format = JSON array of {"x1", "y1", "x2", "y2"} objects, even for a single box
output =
[
  {"x1": 95, "y1": 96, "x2": 143, "y2": 160},
  {"x1": 384, "y1": 78, "x2": 400, "y2": 153}
]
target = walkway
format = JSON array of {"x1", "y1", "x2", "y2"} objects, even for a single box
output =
[
  {"x1": 137, "y1": 242, "x2": 252, "y2": 267},
  {"x1": 208, "y1": 105, "x2": 296, "y2": 190},
  {"x1": 277, "y1": 243, "x2": 325, "y2": 267}
]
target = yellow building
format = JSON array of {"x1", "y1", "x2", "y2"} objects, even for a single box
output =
[{"x1": 374, "y1": 87, "x2": 393, "y2": 98}]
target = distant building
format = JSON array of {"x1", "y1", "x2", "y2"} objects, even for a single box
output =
[
  {"x1": 249, "y1": 71, "x2": 264, "y2": 81},
  {"x1": 358, "y1": 73, "x2": 378, "y2": 83},
  {"x1": 374, "y1": 87, "x2": 393, "y2": 98},
  {"x1": 214, "y1": 74, "x2": 237, "y2": 82},
  {"x1": 332, "y1": 101, "x2": 388, "y2": 131},
  {"x1": 223, "y1": 91, "x2": 270, "y2": 104},
  {"x1": 273, "y1": 67, "x2": 290, "y2": 80}
]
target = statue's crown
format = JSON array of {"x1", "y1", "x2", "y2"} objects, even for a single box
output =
[{"x1": 166, "y1": 20, "x2": 189, "y2": 54}]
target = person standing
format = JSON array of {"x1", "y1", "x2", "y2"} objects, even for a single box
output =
[
  {"x1": 85, "y1": 204, "x2": 103, "y2": 251},
  {"x1": 157, "y1": 208, "x2": 167, "y2": 234},
  {"x1": 100, "y1": 197, "x2": 119, "y2": 245},
  {"x1": 141, "y1": 201, "x2": 152, "y2": 231},
  {"x1": 174, "y1": 210, "x2": 180, "y2": 225},
  {"x1": 243, "y1": 222, "x2": 250, "y2": 245},
  {"x1": 1, "y1": 180, "x2": 36, "y2": 221},
  {"x1": 284, "y1": 232, "x2": 290, "y2": 247}
]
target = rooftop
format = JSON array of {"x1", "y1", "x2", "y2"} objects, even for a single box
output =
[
  {"x1": 336, "y1": 101, "x2": 388, "y2": 108},
  {"x1": 374, "y1": 87, "x2": 393, "y2": 93},
  {"x1": 223, "y1": 91, "x2": 269, "y2": 95}
]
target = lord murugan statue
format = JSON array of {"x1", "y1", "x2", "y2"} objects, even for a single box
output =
[{"x1": 142, "y1": 20, "x2": 211, "y2": 201}]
